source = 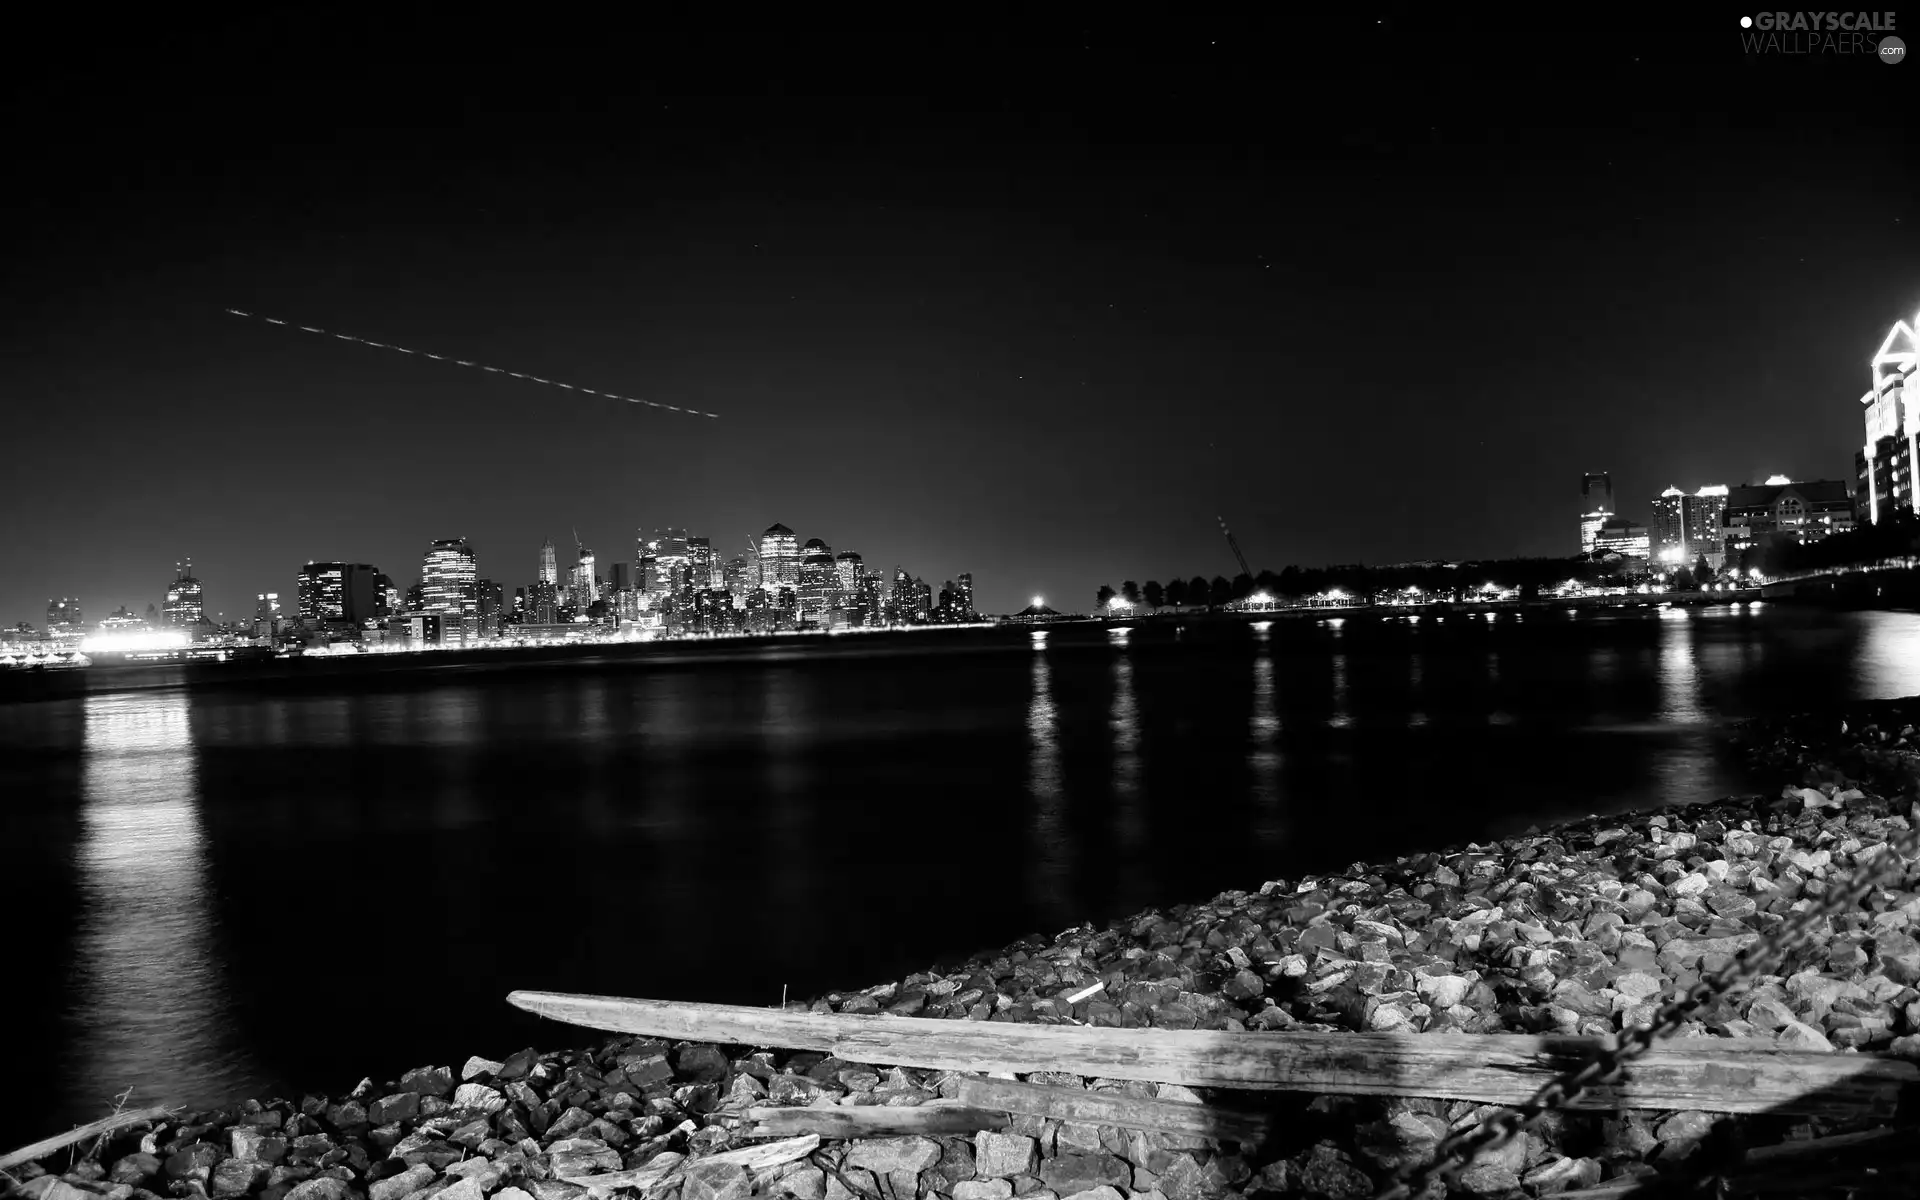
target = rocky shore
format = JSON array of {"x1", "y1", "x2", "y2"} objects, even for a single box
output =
[{"x1": 11, "y1": 702, "x2": 1920, "y2": 1200}]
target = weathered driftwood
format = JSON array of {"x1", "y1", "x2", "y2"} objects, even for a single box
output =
[
  {"x1": 558, "y1": 1136, "x2": 821, "y2": 1197},
  {"x1": 0, "y1": 1107, "x2": 171, "y2": 1171},
  {"x1": 742, "y1": 1102, "x2": 1007, "y2": 1139},
  {"x1": 955, "y1": 1076, "x2": 1267, "y2": 1143},
  {"x1": 506, "y1": 991, "x2": 1918, "y2": 1118}
]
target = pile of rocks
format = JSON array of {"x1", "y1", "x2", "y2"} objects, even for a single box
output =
[{"x1": 9, "y1": 710, "x2": 1920, "y2": 1200}]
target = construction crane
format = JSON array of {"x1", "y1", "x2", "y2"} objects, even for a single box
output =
[{"x1": 1218, "y1": 515, "x2": 1253, "y2": 579}]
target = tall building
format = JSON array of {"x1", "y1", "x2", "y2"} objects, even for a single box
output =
[
  {"x1": 1856, "y1": 312, "x2": 1920, "y2": 524},
  {"x1": 1651, "y1": 486, "x2": 1730, "y2": 570},
  {"x1": 646, "y1": 528, "x2": 691, "y2": 604},
  {"x1": 296, "y1": 562, "x2": 378, "y2": 627},
  {"x1": 688, "y1": 537, "x2": 718, "y2": 589},
  {"x1": 1580, "y1": 472, "x2": 1614, "y2": 555},
  {"x1": 956, "y1": 572, "x2": 975, "y2": 619},
  {"x1": 422, "y1": 539, "x2": 478, "y2": 643},
  {"x1": 163, "y1": 561, "x2": 206, "y2": 628},
  {"x1": 538, "y1": 539, "x2": 558, "y2": 585},
  {"x1": 610, "y1": 561, "x2": 634, "y2": 593},
  {"x1": 834, "y1": 551, "x2": 862, "y2": 594},
  {"x1": 888, "y1": 566, "x2": 912, "y2": 624},
  {"x1": 46, "y1": 598, "x2": 82, "y2": 638},
  {"x1": 373, "y1": 573, "x2": 397, "y2": 618},
  {"x1": 254, "y1": 593, "x2": 282, "y2": 638},
  {"x1": 722, "y1": 555, "x2": 752, "y2": 605},
  {"x1": 571, "y1": 545, "x2": 598, "y2": 605},
  {"x1": 529, "y1": 580, "x2": 559, "y2": 625},
  {"x1": 797, "y1": 538, "x2": 837, "y2": 625},
  {"x1": 759, "y1": 524, "x2": 799, "y2": 592}
]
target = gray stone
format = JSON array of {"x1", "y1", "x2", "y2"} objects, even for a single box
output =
[
  {"x1": 370, "y1": 1166, "x2": 437, "y2": 1200},
  {"x1": 109, "y1": 1155, "x2": 161, "y2": 1185},
  {"x1": 972, "y1": 1133, "x2": 1038, "y2": 1179},
  {"x1": 211, "y1": 1159, "x2": 269, "y2": 1199},
  {"x1": 285, "y1": 1180, "x2": 360, "y2": 1200},
  {"x1": 462, "y1": 1057, "x2": 503, "y2": 1081},
  {"x1": 547, "y1": 1138, "x2": 622, "y2": 1178},
  {"x1": 1036, "y1": 1153, "x2": 1130, "y2": 1194},
  {"x1": 1458, "y1": 1163, "x2": 1522, "y2": 1195},
  {"x1": 435, "y1": 1178, "x2": 484, "y2": 1200},
  {"x1": 1656, "y1": 1111, "x2": 1716, "y2": 1145},
  {"x1": 952, "y1": 1183, "x2": 1013, "y2": 1200},
  {"x1": 1286, "y1": 1144, "x2": 1371, "y2": 1200},
  {"x1": 452, "y1": 1084, "x2": 506, "y2": 1113},
  {"x1": 1776, "y1": 1020, "x2": 1835, "y2": 1052},
  {"x1": 841, "y1": 1137, "x2": 940, "y2": 1175},
  {"x1": 1057, "y1": 1189, "x2": 1122, "y2": 1200},
  {"x1": 495, "y1": 1190, "x2": 535, "y2": 1200},
  {"x1": 1521, "y1": 1157, "x2": 1602, "y2": 1193}
]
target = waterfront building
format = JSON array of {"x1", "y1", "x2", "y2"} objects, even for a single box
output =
[
  {"x1": 477, "y1": 579, "x2": 504, "y2": 636},
  {"x1": 571, "y1": 546, "x2": 598, "y2": 606},
  {"x1": 722, "y1": 555, "x2": 752, "y2": 606},
  {"x1": 528, "y1": 579, "x2": 558, "y2": 625},
  {"x1": 645, "y1": 528, "x2": 691, "y2": 604},
  {"x1": 956, "y1": 572, "x2": 976, "y2": 619},
  {"x1": 912, "y1": 577, "x2": 933, "y2": 621},
  {"x1": 296, "y1": 562, "x2": 378, "y2": 627},
  {"x1": 1580, "y1": 472, "x2": 1614, "y2": 555},
  {"x1": 758, "y1": 524, "x2": 799, "y2": 592},
  {"x1": 1724, "y1": 478, "x2": 1856, "y2": 562},
  {"x1": 254, "y1": 593, "x2": 281, "y2": 638},
  {"x1": 1651, "y1": 485, "x2": 1729, "y2": 569},
  {"x1": 798, "y1": 538, "x2": 838, "y2": 625},
  {"x1": 46, "y1": 598, "x2": 82, "y2": 639},
  {"x1": 834, "y1": 551, "x2": 862, "y2": 594},
  {"x1": 373, "y1": 573, "x2": 397, "y2": 617},
  {"x1": 688, "y1": 537, "x2": 719, "y2": 589},
  {"x1": 860, "y1": 569, "x2": 884, "y2": 626},
  {"x1": 163, "y1": 561, "x2": 206, "y2": 628},
  {"x1": 1855, "y1": 311, "x2": 1920, "y2": 524},
  {"x1": 610, "y1": 562, "x2": 634, "y2": 593},
  {"x1": 421, "y1": 538, "x2": 478, "y2": 643},
  {"x1": 538, "y1": 539, "x2": 558, "y2": 585},
  {"x1": 1593, "y1": 516, "x2": 1651, "y2": 565}
]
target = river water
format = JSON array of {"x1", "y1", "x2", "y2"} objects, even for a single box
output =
[{"x1": 7, "y1": 604, "x2": 1920, "y2": 1139}]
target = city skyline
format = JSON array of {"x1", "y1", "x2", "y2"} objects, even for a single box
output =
[{"x1": 4, "y1": 17, "x2": 1916, "y2": 625}]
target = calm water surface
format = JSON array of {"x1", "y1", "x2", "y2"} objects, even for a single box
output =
[{"x1": 7, "y1": 605, "x2": 1920, "y2": 1139}]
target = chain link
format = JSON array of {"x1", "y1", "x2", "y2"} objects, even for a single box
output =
[{"x1": 1375, "y1": 813, "x2": 1920, "y2": 1200}]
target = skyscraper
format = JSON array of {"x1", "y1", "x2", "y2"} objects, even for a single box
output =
[
  {"x1": 798, "y1": 538, "x2": 837, "y2": 625},
  {"x1": 759, "y1": 524, "x2": 799, "y2": 591},
  {"x1": 1856, "y1": 310, "x2": 1920, "y2": 524},
  {"x1": 610, "y1": 561, "x2": 634, "y2": 594},
  {"x1": 1652, "y1": 486, "x2": 1730, "y2": 570},
  {"x1": 688, "y1": 536, "x2": 718, "y2": 589},
  {"x1": 538, "y1": 539, "x2": 558, "y2": 585},
  {"x1": 422, "y1": 538, "x2": 478, "y2": 643},
  {"x1": 834, "y1": 550, "x2": 862, "y2": 593},
  {"x1": 296, "y1": 562, "x2": 378, "y2": 627},
  {"x1": 571, "y1": 545, "x2": 598, "y2": 605},
  {"x1": 956, "y1": 572, "x2": 975, "y2": 619},
  {"x1": 164, "y1": 561, "x2": 206, "y2": 629},
  {"x1": 1580, "y1": 473, "x2": 1614, "y2": 555}
]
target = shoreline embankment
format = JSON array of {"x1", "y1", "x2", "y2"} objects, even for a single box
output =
[{"x1": 11, "y1": 699, "x2": 1920, "y2": 1199}]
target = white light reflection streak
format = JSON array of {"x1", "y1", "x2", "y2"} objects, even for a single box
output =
[
  {"x1": 1487, "y1": 650, "x2": 1513, "y2": 725},
  {"x1": 1408, "y1": 651, "x2": 1427, "y2": 728},
  {"x1": 1249, "y1": 625, "x2": 1283, "y2": 850},
  {"x1": 1028, "y1": 639, "x2": 1070, "y2": 927},
  {"x1": 74, "y1": 691, "x2": 251, "y2": 1112},
  {"x1": 1109, "y1": 637, "x2": 1143, "y2": 864},
  {"x1": 1327, "y1": 618, "x2": 1350, "y2": 728}
]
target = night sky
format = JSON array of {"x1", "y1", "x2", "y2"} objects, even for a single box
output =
[{"x1": 5, "y1": 12, "x2": 1916, "y2": 623}]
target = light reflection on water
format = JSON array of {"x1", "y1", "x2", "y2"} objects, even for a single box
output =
[
  {"x1": 1248, "y1": 637, "x2": 1283, "y2": 850},
  {"x1": 1027, "y1": 645, "x2": 1069, "y2": 928},
  {"x1": 72, "y1": 691, "x2": 257, "y2": 1115}
]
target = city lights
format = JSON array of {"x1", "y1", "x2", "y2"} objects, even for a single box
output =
[{"x1": 78, "y1": 630, "x2": 190, "y2": 654}]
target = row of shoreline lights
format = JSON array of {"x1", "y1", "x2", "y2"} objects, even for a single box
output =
[
  {"x1": 1103, "y1": 592, "x2": 1281, "y2": 612},
  {"x1": 1094, "y1": 573, "x2": 1767, "y2": 614}
]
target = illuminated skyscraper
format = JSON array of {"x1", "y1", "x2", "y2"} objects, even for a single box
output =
[
  {"x1": 422, "y1": 538, "x2": 478, "y2": 643},
  {"x1": 297, "y1": 562, "x2": 377, "y2": 627},
  {"x1": 956, "y1": 572, "x2": 975, "y2": 618},
  {"x1": 1856, "y1": 311, "x2": 1920, "y2": 524},
  {"x1": 888, "y1": 566, "x2": 912, "y2": 624},
  {"x1": 646, "y1": 528, "x2": 691, "y2": 604},
  {"x1": 798, "y1": 538, "x2": 837, "y2": 625},
  {"x1": 1652, "y1": 486, "x2": 1729, "y2": 570},
  {"x1": 759, "y1": 524, "x2": 799, "y2": 591},
  {"x1": 254, "y1": 592, "x2": 281, "y2": 636},
  {"x1": 834, "y1": 551, "x2": 862, "y2": 593},
  {"x1": 538, "y1": 539, "x2": 558, "y2": 585},
  {"x1": 571, "y1": 545, "x2": 598, "y2": 605},
  {"x1": 163, "y1": 561, "x2": 206, "y2": 628},
  {"x1": 723, "y1": 555, "x2": 752, "y2": 605},
  {"x1": 688, "y1": 536, "x2": 718, "y2": 589},
  {"x1": 1580, "y1": 473, "x2": 1613, "y2": 555}
]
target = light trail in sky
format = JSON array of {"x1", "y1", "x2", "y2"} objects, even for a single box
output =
[{"x1": 223, "y1": 308, "x2": 719, "y2": 419}]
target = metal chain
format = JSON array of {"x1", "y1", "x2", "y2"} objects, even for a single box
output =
[{"x1": 1375, "y1": 814, "x2": 1920, "y2": 1200}]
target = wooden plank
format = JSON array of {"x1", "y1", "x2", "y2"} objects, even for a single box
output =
[
  {"x1": 0, "y1": 1107, "x2": 171, "y2": 1171},
  {"x1": 742, "y1": 1102, "x2": 1007, "y2": 1139},
  {"x1": 559, "y1": 1152, "x2": 685, "y2": 1196},
  {"x1": 507, "y1": 991, "x2": 1919, "y2": 1118},
  {"x1": 956, "y1": 1077, "x2": 1267, "y2": 1144},
  {"x1": 695, "y1": 1135, "x2": 822, "y2": 1172}
]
